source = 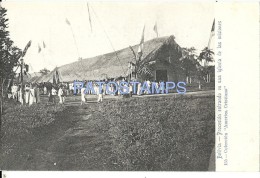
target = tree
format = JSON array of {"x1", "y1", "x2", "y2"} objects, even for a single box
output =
[
  {"x1": 197, "y1": 47, "x2": 214, "y2": 83},
  {"x1": 180, "y1": 47, "x2": 198, "y2": 84},
  {"x1": 39, "y1": 68, "x2": 50, "y2": 75},
  {"x1": 0, "y1": 6, "x2": 22, "y2": 135}
]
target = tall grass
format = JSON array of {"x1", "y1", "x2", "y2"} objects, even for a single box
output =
[
  {"x1": 0, "y1": 100, "x2": 65, "y2": 167},
  {"x1": 96, "y1": 95, "x2": 215, "y2": 171}
]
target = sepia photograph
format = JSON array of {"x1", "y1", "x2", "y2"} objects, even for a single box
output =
[{"x1": 0, "y1": 1, "x2": 215, "y2": 171}]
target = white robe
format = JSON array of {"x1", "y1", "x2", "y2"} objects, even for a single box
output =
[
  {"x1": 58, "y1": 88, "x2": 64, "y2": 104},
  {"x1": 29, "y1": 89, "x2": 35, "y2": 106},
  {"x1": 81, "y1": 88, "x2": 86, "y2": 103},
  {"x1": 25, "y1": 87, "x2": 30, "y2": 104}
]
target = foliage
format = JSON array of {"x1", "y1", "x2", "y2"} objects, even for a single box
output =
[
  {"x1": 198, "y1": 47, "x2": 214, "y2": 63},
  {"x1": 180, "y1": 47, "x2": 199, "y2": 77},
  {"x1": 39, "y1": 68, "x2": 51, "y2": 76},
  {"x1": 0, "y1": 7, "x2": 22, "y2": 82}
]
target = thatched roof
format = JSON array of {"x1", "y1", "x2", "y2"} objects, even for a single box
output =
[{"x1": 32, "y1": 35, "x2": 182, "y2": 82}]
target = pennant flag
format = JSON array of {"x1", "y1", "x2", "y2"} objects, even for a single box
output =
[
  {"x1": 129, "y1": 45, "x2": 137, "y2": 61},
  {"x1": 43, "y1": 41, "x2": 46, "y2": 48},
  {"x1": 139, "y1": 25, "x2": 145, "y2": 44},
  {"x1": 208, "y1": 19, "x2": 215, "y2": 48},
  {"x1": 24, "y1": 64, "x2": 29, "y2": 72},
  {"x1": 56, "y1": 70, "x2": 60, "y2": 83},
  {"x1": 53, "y1": 73, "x2": 56, "y2": 84},
  {"x1": 153, "y1": 22, "x2": 158, "y2": 37},
  {"x1": 22, "y1": 40, "x2": 32, "y2": 57},
  {"x1": 211, "y1": 19, "x2": 215, "y2": 35},
  {"x1": 65, "y1": 18, "x2": 71, "y2": 26},
  {"x1": 137, "y1": 25, "x2": 145, "y2": 58},
  {"x1": 87, "y1": 3, "x2": 93, "y2": 32},
  {"x1": 38, "y1": 44, "x2": 41, "y2": 53}
]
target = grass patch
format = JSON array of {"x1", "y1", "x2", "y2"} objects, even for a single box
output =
[
  {"x1": 0, "y1": 100, "x2": 65, "y2": 169},
  {"x1": 93, "y1": 95, "x2": 215, "y2": 171},
  {"x1": 0, "y1": 94, "x2": 214, "y2": 171}
]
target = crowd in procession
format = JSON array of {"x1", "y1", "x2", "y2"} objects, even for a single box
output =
[{"x1": 9, "y1": 78, "x2": 166, "y2": 106}]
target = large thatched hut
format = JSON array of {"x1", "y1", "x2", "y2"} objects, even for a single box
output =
[{"x1": 30, "y1": 35, "x2": 213, "y2": 83}]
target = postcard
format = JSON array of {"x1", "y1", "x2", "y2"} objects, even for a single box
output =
[{"x1": 0, "y1": 0, "x2": 259, "y2": 177}]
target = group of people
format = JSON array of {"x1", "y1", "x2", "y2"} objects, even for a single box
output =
[
  {"x1": 48, "y1": 85, "x2": 67, "y2": 104},
  {"x1": 10, "y1": 83, "x2": 41, "y2": 106},
  {"x1": 77, "y1": 78, "x2": 164, "y2": 104},
  {"x1": 9, "y1": 78, "x2": 163, "y2": 106}
]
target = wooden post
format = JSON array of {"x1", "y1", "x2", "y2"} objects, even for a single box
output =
[
  {"x1": 0, "y1": 79, "x2": 3, "y2": 136},
  {"x1": 0, "y1": 78, "x2": 5, "y2": 145},
  {"x1": 20, "y1": 58, "x2": 24, "y2": 105},
  {"x1": 0, "y1": 79, "x2": 3, "y2": 115}
]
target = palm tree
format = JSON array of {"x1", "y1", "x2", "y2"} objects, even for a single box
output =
[
  {"x1": 198, "y1": 47, "x2": 214, "y2": 83},
  {"x1": 198, "y1": 47, "x2": 214, "y2": 63}
]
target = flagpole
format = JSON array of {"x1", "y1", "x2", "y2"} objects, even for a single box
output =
[
  {"x1": 87, "y1": 2, "x2": 93, "y2": 33},
  {"x1": 69, "y1": 25, "x2": 80, "y2": 58},
  {"x1": 154, "y1": 22, "x2": 158, "y2": 38},
  {"x1": 65, "y1": 18, "x2": 89, "y2": 80},
  {"x1": 207, "y1": 32, "x2": 212, "y2": 49},
  {"x1": 89, "y1": 5, "x2": 127, "y2": 77},
  {"x1": 207, "y1": 19, "x2": 215, "y2": 49}
]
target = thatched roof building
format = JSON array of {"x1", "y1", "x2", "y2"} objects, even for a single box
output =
[{"x1": 31, "y1": 35, "x2": 186, "y2": 83}]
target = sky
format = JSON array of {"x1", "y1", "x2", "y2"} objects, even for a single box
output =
[{"x1": 2, "y1": 0, "x2": 214, "y2": 72}]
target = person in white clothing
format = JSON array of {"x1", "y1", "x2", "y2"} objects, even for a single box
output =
[
  {"x1": 97, "y1": 83, "x2": 103, "y2": 103},
  {"x1": 29, "y1": 85, "x2": 35, "y2": 106},
  {"x1": 137, "y1": 82, "x2": 142, "y2": 95},
  {"x1": 129, "y1": 83, "x2": 133, "y2": 97},
  {"x1": 49, "y1": 87, "x2": 57, "y2": 104},
  {"x1": 25, "y1": 84, "x2": 30, "y2": 104},
  {"x1": 11, "y1": 84, "x2": 18, "y2": 100},
  {"x1": 58, "y1": 86, "x2": 65, "y2": 104},
  {"x1": 81, "y1": 87, "x2": 86, "y2": 105},
  {"x1": 18, "y1": 85, "x2": 23, "y2": 104},
  {"x1": 43, "y1": 86, "x2": 47, "y2": 95},
  {"x1": 147, "y1": 80, "x2": 151, "y2": 95}
]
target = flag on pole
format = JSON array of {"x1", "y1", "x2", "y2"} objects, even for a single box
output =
[
  {"x1": 208, "y1": 19, "x2": 215, "y2": 48},
  {"x1": 138, "y1": 25, "x2": 145, "y2": 58},
  {"x1": 38, "y1": 44, "x2": 41, "y2": 53},
  {"x1": 210, "y1": 19, "x2": 215, "y2": 35},
  {"x1": 153, "y1": 22, "x2": 158, "y2": 37},
  {"x1": 87, "y1": 3, "x2": 93, "y2": 32},
  {"x1": 22, "y1": 40, "x2": 32, "y2": 57},
  {"x1": 65, "y1": 18, "x2": 71, "y2": 26},
  {"x1": 53, "y1": 73, "x2": 56, "y2": 84},
  {"x1": 56, "y1": 70, "x2": 60, "y2": 84},
  {"x1": 43, "y1": 41, "x2": 46, "y2": 48}
]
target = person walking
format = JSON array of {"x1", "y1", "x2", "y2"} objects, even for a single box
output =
[
  {"x1": 80, "y1": 87, "x2": 86, "y2": 105},
  {"x1": 11, "y1": 83, "x2": 18, "y2": 100},
  {"x1": 58, "y1": 86, "x2": 65, "y2": 104},
  {"x1": 35, "y1": 84, "x2": 40, "y2": 103},
  {"x1": 97, "y1": 83, "x2": 103, "y2": 103},
  {"x1": 49, "y1": 86, "x2": 57, "y2": 104},
  {"x1": 29, "y1": 84, "x2": 35, "y2": 106},
  {"x1": 25, "y1": 84, "x2": 30, "y2": 104}
]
